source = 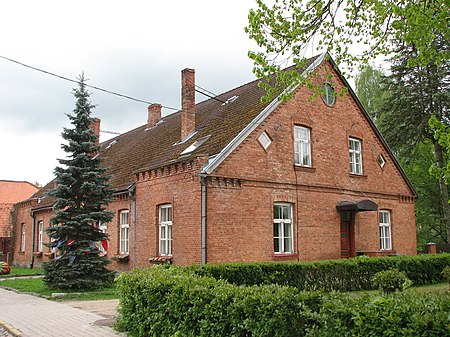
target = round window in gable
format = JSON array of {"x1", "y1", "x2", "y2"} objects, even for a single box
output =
[{"x1": 321, "y1": 83, "x2": 336, "y2": 106}]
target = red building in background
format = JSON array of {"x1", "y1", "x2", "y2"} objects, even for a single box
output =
[{"x1": 0, "y1": 180, "x2": 38, "y2": 261}]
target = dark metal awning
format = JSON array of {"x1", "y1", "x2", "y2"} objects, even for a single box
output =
[{"x1": 336, "y1": 199, "x2": 378, "y2": 212}]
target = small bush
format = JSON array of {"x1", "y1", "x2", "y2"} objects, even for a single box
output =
[
  {"x1": 185, "y1": 253, "x2": 450, "y2": 292},
  {"x1": 371, "y1": 269, "x2": 412, "y2": 293},
  {"x1": 442, "y1": 266, "x2": 450, "y2": 291},
  {"x1": 0, "y1": 261, "x2": 10, "y2": 275},
  {"x1": 116, "y1": 266, "x2": 450, "y2": 337}
]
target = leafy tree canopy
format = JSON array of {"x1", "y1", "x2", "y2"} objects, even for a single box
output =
[
  {"x1": 355, "y1": 64, "x2": 390, "y2": 123},
  {"x1": 246, "y1": 0, "x2": 449, "y2": 99}
]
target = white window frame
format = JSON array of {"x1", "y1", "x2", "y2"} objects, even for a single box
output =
[
  {"x1": 349, "y1": 137, "x2": 363, "y2": 174},
  {"x1": 294, "y1": 126, "x2": 311, "y2": 167},
  {"x1": 119, "y1": 210, "x2": 129, "y2": 254},
  {"x1": 273, "y1": 203, "x2": 294, "y2": 254},
  {"x1": 159, "y1": 204, "x2": 173, "y2": 256},
  {"x1": 379, "y1": 210, "x2": 392, "y2": 250},
  {"x1": 37, "y1": 221, "x2": 44, "y2": 252},
  {"x1": 20, "y1": 223, "x2": 26, "y2": 252},
  {"x1": 258, "y1": 131, "x2": 272, "y2": 150}
]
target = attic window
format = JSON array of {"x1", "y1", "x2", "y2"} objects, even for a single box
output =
[
  {"x1": 180, "y1": 135, "x2": 211, "y2": 155},
  {"x1": 222, "y1": 95, "x2": 239, "y2": 105},
  {"x1": 378, "y1": 154, "x2": 386, "y2": 168},
  {"x1": 321, "y1": 83, "x2": 335, "y2": 106},
  {"x1": 175, "y1": 131, "x2": 197, "y2": 145},
  {"x1": 106, "y1": 140, "x2": 117, "y2": 149},
  {"x1": 258, "y1": 131, "x2": 272, "y2": 150}
]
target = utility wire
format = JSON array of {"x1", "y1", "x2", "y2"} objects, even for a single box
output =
[
  {"x1": 100, "y1": 130, "x2": 121, "y2": 135},
  {"x1": 195, "y1": 88, "x2": 226, "y2": 104},
  {"x1": 195, "y1": 85, "x2": 220, "y2": 98},
  {"x1": 0, "y1": 55, "x2": 179, "y2": 111}
]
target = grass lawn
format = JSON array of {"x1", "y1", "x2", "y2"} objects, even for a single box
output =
[
  {"x1": 0, "y1": 266, "x2": 44, "y2": 278},
  {"x1": 1, "y1": 274, "x2": 447, "y2": 301},
  {"x1": 348, "y1": 282, "x2": 449, "y2": 298},
  {"x1": 0, "y1": 277, "x2": 118, "y2": 301}
]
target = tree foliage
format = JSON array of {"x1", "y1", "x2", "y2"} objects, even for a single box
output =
[
  {"x1": 403, "y1": 141, "x2": 448, "y2": 247},
  {"x1": 43, "y1": 75, "x2": 114, "y2": 290},
  {"x1": 355, "y1": 64, "x2": 390, "y2": 123},
  {"x1": 246, "y1": 0, "x2": 449, "y2": 100},
  {"x1": 355, "y1": 40, "x2": 450, "y2": 245}
]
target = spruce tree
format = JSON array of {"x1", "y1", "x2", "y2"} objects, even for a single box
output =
[{"x1": 43, "y1": 75, "x2": 115, "y2": 290}]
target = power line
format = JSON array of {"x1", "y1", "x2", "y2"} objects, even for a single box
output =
[
  {"x1": 195, "y1": 86, "x2": 226, "y2": 104},
  {"x1": 195, "y1": 85, "x2": 220, "y2": 98},
  {"x1": 0, "y1": 55, "x2": 179, "y2": 111},
  {"x1": 100, "y1": 130, "x2": 121, "y2": 135}
]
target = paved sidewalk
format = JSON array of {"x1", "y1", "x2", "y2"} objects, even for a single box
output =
[{"x1": 0, "y1": 288, "x2": 126, "y2": 336}]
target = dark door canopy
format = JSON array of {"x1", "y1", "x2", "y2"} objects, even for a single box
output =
[{"x1": 336, "y1": 199, "x2": 378, "y2": 212}]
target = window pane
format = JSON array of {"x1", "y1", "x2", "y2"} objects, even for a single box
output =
[
  {"x1": 283, "y1": 223, "x2": 292, "y2": 237},
  {"x1": 284, "y1": 238, "x2": 292, "y2": 252},
  {"x1": 160, "y1": 240, "x2": 166, "y2": 255},
  {"x1": 274, "y1": 237, "x2": 280, "y2": 253},
  {"x1": 282, "y1": 205, "x2": 290, "y2": 220},
  {"x1": 274, "y1": 223, "x2": 280, "y2": 237},
  {"x1": 168, "y1": 207, "x2": 172, "y2": 221},
  {"x1": 274, "y1": 205, "x2": 281, "y2": 220}
]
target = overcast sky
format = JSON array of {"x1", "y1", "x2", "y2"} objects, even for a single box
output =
[{"x1": 0, "y1": 0, "x2": 323, "y2": 186}]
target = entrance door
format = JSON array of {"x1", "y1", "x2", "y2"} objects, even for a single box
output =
[{"x1": 340, "y1": 212, "x2": 354, "y2": 258}]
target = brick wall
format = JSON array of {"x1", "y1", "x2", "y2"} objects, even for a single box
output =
[
  {"x1": 205, "y1": 61, "x2": 416, "y2": 262},
  {"x1": 134, "y1": 158, "x2": 205, "y2": 267},
  {"x1": 12, "y1": 195, "x2": 134, "y2": 270}
]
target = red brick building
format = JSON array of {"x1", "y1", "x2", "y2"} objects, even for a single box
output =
[
  {"x1": 13, "y1": 53, "x2": 417, "y2": 270},
  {"x1": 0, "y1": 180, "x2": 38, "y2": 260}
]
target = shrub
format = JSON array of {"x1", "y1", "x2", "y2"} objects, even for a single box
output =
[
  {"x1": 442, "y1": 266, "x2": 450, "y2": 291},
  {"x1": 371, "y1": 269, "x2": 412, "y2": 293},
  {"x1": 316, "y1": 292, "x2": 450, "y2": 336},
  {"x1": 116, "y1": 266, "x2": 450, "y2": 337},
  {"x1": 115, "y1": 266, "x2": 324, "y2": 336},
  {"x1": 0, "y1": 261, "x2": 10, "y2": 275},
  {"x1": 185, "y1": 253, "x2": 450, "y2": 292}
]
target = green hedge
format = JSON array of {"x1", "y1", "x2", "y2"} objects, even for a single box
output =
[
  {"x1": 185, "y1": 254, "x2": 450, "y2": 291},
  {"x1": 116, "y1": 266, "x2": 450, "y2": 337}
]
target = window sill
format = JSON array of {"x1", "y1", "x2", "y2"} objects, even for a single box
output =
[
  {"x1": 294, "y1": 165, "x2": 316, "y2": 173},
  {"x1": 148, "y1": 256, "x2": 173, "y2": 265},
  {"x1": 273, "y1": 253, "x2": 298, "y2": 261},
  {"x1": 18, "y1": 251, "x2": 25, "y2": 255},
  {"x1": 349, "y1": 173, "x2": 367, "y2": 179},
  {"x1": 357, "y1": 250, "x2": 396, "y2": 257},
  {"x1": 112, "y1": 254, "x2": 129, "y2": 262},
  {"x1": 33, "y1": 252, "x2": 43, "y2": 257}
]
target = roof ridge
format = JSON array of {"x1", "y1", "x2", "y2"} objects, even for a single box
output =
[{"x1": 196, "y1": 54, "x2": 322, "y2": 108}]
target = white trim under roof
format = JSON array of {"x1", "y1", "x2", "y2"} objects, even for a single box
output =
[{"x1": 201, "y1": 52, "x2": 327, "y2": 175}]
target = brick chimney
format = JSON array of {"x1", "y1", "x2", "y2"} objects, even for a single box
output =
[
  {"x1": 181, "y1": 68, "x2": 195, "y2": 140},
  {"x1": 147, "y1": 103, "x2": 162, "y2": 128},
  {"x1": 90, "y1": 118, "x2": 101, "y2": 146}
]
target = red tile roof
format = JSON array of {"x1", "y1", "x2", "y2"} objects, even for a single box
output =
[
  {"x1": 0, "y1": 181, "x2": 39, "y2": 234},
  {"x1": 0, "y1": 180, "x2": 38, "y2": 203}
]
